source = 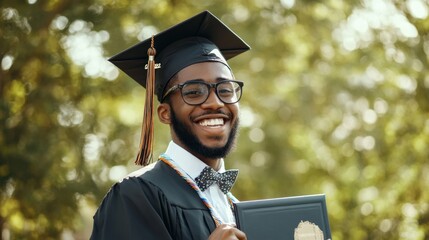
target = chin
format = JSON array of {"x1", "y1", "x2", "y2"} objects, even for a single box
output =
[{"x1": 171, "y1": 108, "x2": 239, "y2": 159}]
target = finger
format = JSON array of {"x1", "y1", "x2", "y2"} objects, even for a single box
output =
[{"x1": 231, "y1": 227, "x2": 246, "y2": 240}]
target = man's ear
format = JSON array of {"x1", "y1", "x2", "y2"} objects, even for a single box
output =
[{"x1": 158, "y1": 103, "x2": 172, "y2": 124}]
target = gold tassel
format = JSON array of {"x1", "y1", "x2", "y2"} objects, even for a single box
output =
[{"x1": 135, "y1": 36, "x2": 157, "y2": 166}]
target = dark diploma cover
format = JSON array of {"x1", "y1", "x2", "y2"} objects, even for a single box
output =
[{"x1": 233, "y1": 194, "x2": 332, "y2": 240}]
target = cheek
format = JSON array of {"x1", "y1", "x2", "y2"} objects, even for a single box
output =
[
  {"x1": 229, "y1": 104, "x2": 240, "y2": 118},
  {"x1": 170, "y1": 101, "x2": 194, "y2": 121}
]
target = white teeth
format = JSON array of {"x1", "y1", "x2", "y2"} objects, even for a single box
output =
[{"x1": 199, "y1": 118, "x2": 224, "y2": 126}]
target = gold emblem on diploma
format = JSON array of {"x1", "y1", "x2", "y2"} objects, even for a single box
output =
[{"x1": 294, "y1": 221, "x2": 326, "y2": 240}]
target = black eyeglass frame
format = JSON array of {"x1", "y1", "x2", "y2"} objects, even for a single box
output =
[{"x1": 161, "y1": 80, "x2": 244, "y2": 105}]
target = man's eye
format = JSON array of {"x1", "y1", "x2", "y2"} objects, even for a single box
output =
[
  {"x1": 183, "y1": 90, "x2": 204, "y2": 97},
  {"x1": 218, "y1": 88, "x2": 233, "y2": 95}
]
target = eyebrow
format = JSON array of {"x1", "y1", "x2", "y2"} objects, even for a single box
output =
[
  {"x1": 217, "y1": 77, "x2": 233, "y2": 81},
  {"x1": 184, "y1": 77, "x2": 233, "y2": 83}
]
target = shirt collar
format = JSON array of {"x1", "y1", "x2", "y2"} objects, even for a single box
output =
[{"x1": 165, "y1": 141, "x2": 225, "y2": 179}]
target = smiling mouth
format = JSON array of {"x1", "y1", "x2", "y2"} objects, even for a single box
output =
[{"x1": 198, "y1": 118, "x2": 225, "y2": 127}]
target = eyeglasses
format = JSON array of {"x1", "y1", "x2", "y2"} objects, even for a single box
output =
[{"x1": 162, "y1": 80, "x2": 244, "y2": 105}]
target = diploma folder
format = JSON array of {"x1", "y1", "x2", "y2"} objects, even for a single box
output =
[{"x1": 233, "y1": 194, "x2": 331, "y2": 240}]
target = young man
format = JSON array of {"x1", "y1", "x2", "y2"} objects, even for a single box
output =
[{"x1": 91, "y1": 11, "x2": 250, "y2": 239}]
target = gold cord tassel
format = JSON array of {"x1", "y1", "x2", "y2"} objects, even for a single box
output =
[{"x1": 135, "y1": 36, "x2": 157, "y2": 166}]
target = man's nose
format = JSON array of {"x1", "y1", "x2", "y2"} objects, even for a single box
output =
[{"x1": 201, "y1": 89, "x2": 224, "y2": 108}]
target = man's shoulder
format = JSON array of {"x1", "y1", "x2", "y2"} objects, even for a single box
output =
[
  {"x1": 96, "y1": 162, "x2": 167, "y2": 208},
  {"x1": 110, "y1": 160, "x2": 207, "y2": 209},
  {"x1": 125, "y1": 162, "x2": 158, "y2": 179},
  {"x1": 124, "y1": 160, "x2": 173, "y2": 182},
  {"x1": 116, "y1": 160, "x2": 176, "y2": 192}
]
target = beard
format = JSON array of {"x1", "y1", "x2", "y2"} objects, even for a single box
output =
[{"x1": 170, "y1": 108, "x2": 239, "y2": 159}]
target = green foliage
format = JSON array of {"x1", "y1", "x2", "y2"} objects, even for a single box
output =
[{"x1": 1, "y1": 0, "x2": 429, "y2": 239}]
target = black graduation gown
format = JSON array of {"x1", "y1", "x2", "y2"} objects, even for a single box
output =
[{"x1": 90, "y1": 160, "x2": 217, "y2": 240}]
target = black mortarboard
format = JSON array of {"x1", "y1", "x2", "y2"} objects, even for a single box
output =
[{"x1": 108, "y1": 10, "x2": 250, "y2": 165}]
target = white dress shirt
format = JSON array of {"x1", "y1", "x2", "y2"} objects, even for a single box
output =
[{"x1": 165, "y1": 141, "x2": 236, "y2": 224}]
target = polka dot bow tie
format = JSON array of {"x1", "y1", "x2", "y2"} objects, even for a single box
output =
[{"x1": 195, "y1": 166, "x2": 239, "y2": 194}]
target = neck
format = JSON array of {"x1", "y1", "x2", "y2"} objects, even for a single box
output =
[
  {"x1": 199, "y1": 155, "x2": 222, "y2": 171},
  {"x1": 172, "y1": 139, "x2": 223, "y2": 170},
  {"x1": 186, "y1": 146, "x2": 223, "y2": 170}
]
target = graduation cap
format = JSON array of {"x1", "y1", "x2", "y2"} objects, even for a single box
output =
[{"x1": 109, "y1": 10, "x2": 250, "y2": 166}]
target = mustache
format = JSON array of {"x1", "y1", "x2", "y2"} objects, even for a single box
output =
[{"x1": 191, "y1": 109, "x2": 232, "y2": 120}]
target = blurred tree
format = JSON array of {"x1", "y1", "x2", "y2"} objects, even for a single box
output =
[{"x1": 1, "y1": 0, "x2": 428, "y2": 239}]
